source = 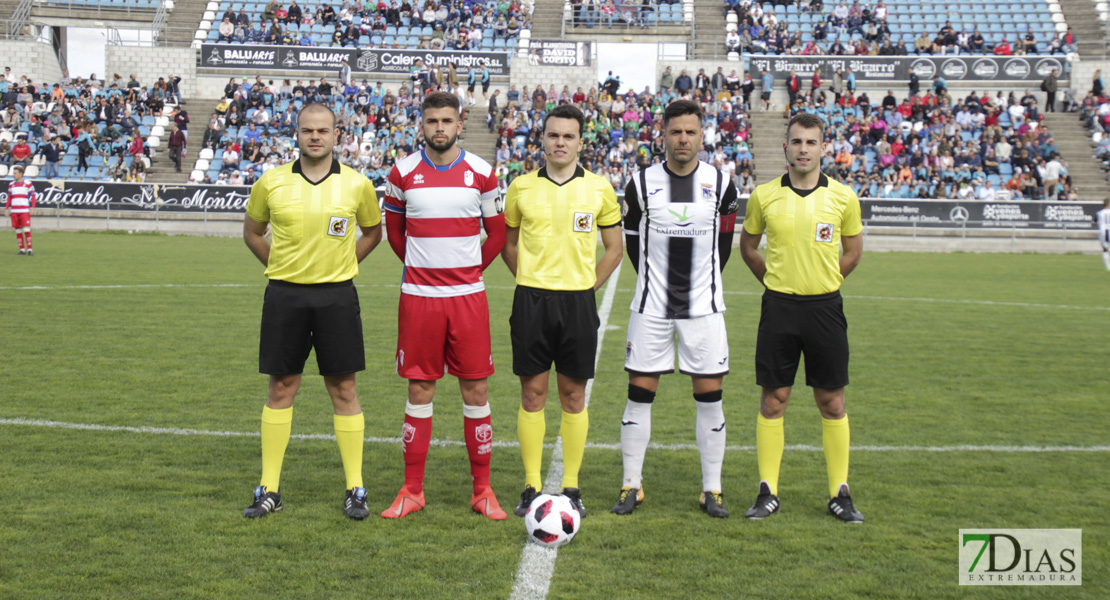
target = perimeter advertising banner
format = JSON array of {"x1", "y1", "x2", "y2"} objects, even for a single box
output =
[
  {"x1": 0, "y1": 182, "x2": 1101, "y2": 228},
  {"x1": 746, "y1": 54, "x2": 1064, "y2": 83},
  {"x1": 862, "y1": 199, "x2": 1100, "y2": 229},
  {"x1": 200, "y1": 43, "x2": 510, "y2": 75},
  {"x1": 525, "y1": 41, "x2": 592, "y2": 67}
]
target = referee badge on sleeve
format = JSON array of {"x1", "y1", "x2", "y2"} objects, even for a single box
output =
[
  {"x1": 816, "y1": 222, "x2": 834, "y2": 243},
  {"x1": 328, "y1": 216, "x2": 350, "y2": 237},
  {"x1": 573, "y1": 212, "x2": 594, "y2": 233}
]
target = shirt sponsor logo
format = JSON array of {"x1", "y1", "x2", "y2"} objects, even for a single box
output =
[
  {"x1": 328, "y1": 216, "x2": 349, "y2": 237},
  {"x1": 816, "y1": 222, "x2": 834, "y2": 242},
  {"x1": 574, "y1": 212, "x2": 594, "y2": 232}
]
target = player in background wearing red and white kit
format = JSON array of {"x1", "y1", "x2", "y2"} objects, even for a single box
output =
[
  {"x1": 5, "y1": 165, "x2": 36, "y2": 255},
  {"x1": 381, "y1": 91, "x2": 509, "y2": 520}
]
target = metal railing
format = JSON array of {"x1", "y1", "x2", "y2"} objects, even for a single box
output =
[
  {"x1": 2, "y1": 0, "x2": 34, "y2": 38},
  {"x1": 105, "y1": 25, "x2": 195, "y2": 47},
  {"x1": 29, "y1": 0, "x2": 160, "y2": 16}
]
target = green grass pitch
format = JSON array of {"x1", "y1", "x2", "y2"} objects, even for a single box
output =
[{"x1": 0, "y1": 232, "x2": 1107, "y2": 599}]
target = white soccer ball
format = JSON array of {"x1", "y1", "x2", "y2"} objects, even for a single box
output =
[{"x1": 524, "y1": 493, "x2": 581, "y2": 548}]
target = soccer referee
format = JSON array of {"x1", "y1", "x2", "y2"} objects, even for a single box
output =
[
  {"x1": 738, "y1": 112, "x2": 865, "y2": 523},
  {"x1": 502, "y1": 104, "x2": 623, "y2": 519},
  {"x1": 242, "y1": 103, "x2": 383, "y2": 520}
]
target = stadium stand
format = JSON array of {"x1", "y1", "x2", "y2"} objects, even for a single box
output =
[
  {"x1": 563, "y1": 0, "x2": 693, "y2": 31},
  {"x1": 0, "y1": 72, "x2": 181, "y2": 182},
  {"x1": 722, "y1": 0, "x2": 1069, "y2": 57},
  {"x1": 488, "y1": 75, "x2": 756, "y2": 194},
  {"x1": 186, "y1": 76, "x2": 428, "y2": 185},
  {"x1": 194, "y1": 0, "x2": 534, "y2": 50}
]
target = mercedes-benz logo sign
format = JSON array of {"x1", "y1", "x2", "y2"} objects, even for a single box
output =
[{"x1": 949, "y1": 206, "x2": 969, "y2": 223}]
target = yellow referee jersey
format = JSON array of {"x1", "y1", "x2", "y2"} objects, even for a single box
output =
[
  {"x1": 744, "y1": 173, "x2": 862, "y2": 295},
  {"x1": 246, "y1": 159, "x2": 380, "y2": 284},
  {"x1": 504, "y1": 166, "x2": 621, "y2": 291}
]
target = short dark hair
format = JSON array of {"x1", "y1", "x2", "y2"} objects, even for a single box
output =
[
  {"x1": 421, "y1": 91, "x2": 460, "y2": 113},
  {"x1": 786, "y1": 112, "x2": 826, "y2": 141},
  {"x1": 297, "y1": 102, "x2": 336, "y2": 126},
  {"x1": 543, "y1": 104, "x2": 584, "y2": 137},
  {"x1": 663, "y1": 99, "x2": 703, "y2": 126}
]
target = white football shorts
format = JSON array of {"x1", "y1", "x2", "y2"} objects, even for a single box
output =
[{"x1": 625, "y1": 312, "x2": 729, "y2": 376}]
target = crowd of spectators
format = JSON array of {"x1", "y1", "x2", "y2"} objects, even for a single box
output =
[
  {"x1": 0, "y1": 68, "x2": 183, "y2": 182},
  {"x1": 212, "y1": 0, "x2": 532, "y2": 50},
  {"x1": 782, "y1": 78, "x2": 1077, "y2": 200},
  {"x1": 489, "y1": 66, "x2": 758, "y2": 195},
  {"x1": 1081, "y1": 70, "x2": 1110, "y2": 184},
  {"x1": 724, "y1": 0, "x2": 1077, "y2": 57},
  {"x1": 567, "y1": 0, "x2": 686, "y2": 30},
  {"x1": 197, "y1": 68, "x2": 468, "y2": 185}
]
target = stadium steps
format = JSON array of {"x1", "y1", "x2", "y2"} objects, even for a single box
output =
[
  {"x1": 747, "y1": 108, "x2": 789, "y2": 186},
  {"x1": 460, "y1": 104, "x2": 499, "y2": 168},
  {"x1": 145, "y1": 98, "x2": 218, "y2": 184},
  {"x1": 692, "y1": 0, "x2": 723, "y2": 58},
  {"x1": 1056, "y1": 0, "x2": 1107, "y2": 57},
  {"x1": 0, "y1": 0, "x2": 20, "y2": 21},
  {"x1": 165, "y1": 0, "x2": 209, "y2": 45},
  {"x1": 528, "y1": 0, "x2": 565, "y2": 39},
  {"x1": 1041, "y1": 112, "x2": 1110, "y2": 198}
]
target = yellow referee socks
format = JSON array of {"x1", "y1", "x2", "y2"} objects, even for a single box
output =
[
  {"x1": 334, "y1": 413, "x2": 365, "y2": 490},
  {"x1": 518, "y1": 406, "x2": 546, "y2": 490},
  {"x1": 260, "y1": 405, "x2": 293, "y2": 491},
  {"x1": 560, "y1": 409, "x2": 589, "y2": 490},
  {"x1": 822, "y1": 415, "x2": 851, "y2": 498},
  {"x1": 756, "y1": 413, "x2": 785, "y2": 496}
]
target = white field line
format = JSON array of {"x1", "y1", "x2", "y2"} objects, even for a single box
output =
[
  {"x1": 508, "y1": 262, "x2": 623, "y2": 600},
  {"x1": 4, "y1": 282, "x2": 1107, "y2": 313},
  {"x1": 2, "y1": 418, "x2": 1107, "y2": 453}
]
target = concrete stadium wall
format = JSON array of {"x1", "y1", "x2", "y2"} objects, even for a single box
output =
[
  {"x1": 3, "y1": 40, "x2": 64, "y2": 86},
  {"x1": 105, "y1": 46, "x2": 199, "y2": 99},
  {"x1": 508, "y1": 55, "x2": 597, "y2": 99}
]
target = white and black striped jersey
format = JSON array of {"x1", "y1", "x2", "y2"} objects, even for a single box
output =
[
  {"x1": 1098, "y1": 207, "x2": 1110, "y2": 244},
  {"x1": 624, "y1": 161, "x2": 739, "y2": 319}
]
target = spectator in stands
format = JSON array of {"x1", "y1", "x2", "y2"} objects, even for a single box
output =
[
  {"x1": 218, "y1": 17, "x2": 235, "y2": 42},
  {"x1": 37, "y1": 137, "x2": 62, "y2": 179},
  {"x1": 600, "y1": 0, "x2": 616, "y2": 28},
  {"x1": 74, "y1": 124, "x2": 93, "y2": 174},
  {"x1": 287, "y1": 0, "x2": 302, "y2": 24},
  {"x1": 1022, "y1": 27, "x2": 1038, "y2": 55},
  {"x1": 994, "y1": 37, "x2": 1012, "y2": 56},
  {"x1": 263, "y1": 0, "x2": 280, "y2": 23},
  {"x1": 726, "y1": 28, "x2": 741, "y2": 54}
]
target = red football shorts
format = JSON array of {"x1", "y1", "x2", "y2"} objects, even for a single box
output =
[
  {"x1": 396, "y1": 291, "x2": 494, "y2": 380},
  {"x1": 10, "y1": 213, "x2": 30, "y2": 229}
]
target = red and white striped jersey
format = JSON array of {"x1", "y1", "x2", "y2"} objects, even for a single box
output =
[
  {"x1": 6, "y1": 179, "x2": 37, "y2": 214},
  {"x1": 383, "y1": 149, "x2": 501, "y2": 297}
]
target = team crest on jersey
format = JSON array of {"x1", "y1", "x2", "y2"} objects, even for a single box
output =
[
  {"x1": 816, "y1": 222, "x2": 834, "y2": 242},
  {"x1": 475, "y1": 423, "x2": 493, "y2": 443},
  {"x1": 328, "y1": 216, "x2": 349, "y2": 237},
  {"x1": 573, "y1": 212, "x2": 594, "y2": 233},
  {"x1": 701, "y1": 183, "x2": 715, "y2": 200},
  {"x1": 464, "y1": 170, "x2": 474, "y2": 186}
]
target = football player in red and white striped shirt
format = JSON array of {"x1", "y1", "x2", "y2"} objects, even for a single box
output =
[
  {"x1": 380, "y1": 91, "x2": 508, "y2": 520},
  {"x1": 5, "y1": 165, "x2": 36, "y2": 255}
]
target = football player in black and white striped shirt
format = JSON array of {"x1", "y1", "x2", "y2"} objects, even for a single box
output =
[
  {"x1": 611, "y1": 99, "x2": 739, "y2": 518},
  {"x1": 1098, "y1": 198, "x2": 1110, "y2": 270}
]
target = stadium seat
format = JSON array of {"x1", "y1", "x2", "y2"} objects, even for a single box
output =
[
  {"x1": 0, "y1": 165, "x2": 7, "y2": 177},
  {"x1": 199, "y1": 148, "x2": 214, "y2": 161},
  {"x1": 147, "y1": 136, "x2": 161, "y2": 148},
  {"x1": 194, "y1": 158, "x2": 210, "y2": 171},
  {"x1": 189, "y1": 169, "x2": 204, "y2": 182},
  {"x1": 25, "y1": 165, "x2": 39, "y2": 177}
]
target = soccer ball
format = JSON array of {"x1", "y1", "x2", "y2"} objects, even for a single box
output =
[{"x1": 524, "y1": 494, "x2": 581, "y2": 548}]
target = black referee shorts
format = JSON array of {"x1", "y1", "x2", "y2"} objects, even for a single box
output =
[
  {"x1": 755, "y1": 289, "x2": 849, "y2": 390},
  {"x1": 259, "y1": 279, "x2": 365, "y2": 377},
  {"x1": 509, "y1": 286, "x2": 599, "y2": 380}
]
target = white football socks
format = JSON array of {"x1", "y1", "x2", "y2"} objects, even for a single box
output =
[
  {"x1": 620, "y1": 399, "x2": 653, "y2": 489},
  {"x1": 695, "y1": 400, "x2": 726, "y2": 492}
]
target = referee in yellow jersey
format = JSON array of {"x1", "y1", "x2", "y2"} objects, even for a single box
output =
[
  {"x1": 242, "y1": 103, "x2": 383, "y2": 520},
  {"x1": 738, "y1": 112, "x2": 865, "y2": 523},
  {"x1": 501, "y1": 104, "x2": 624, "y2": 519}
]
